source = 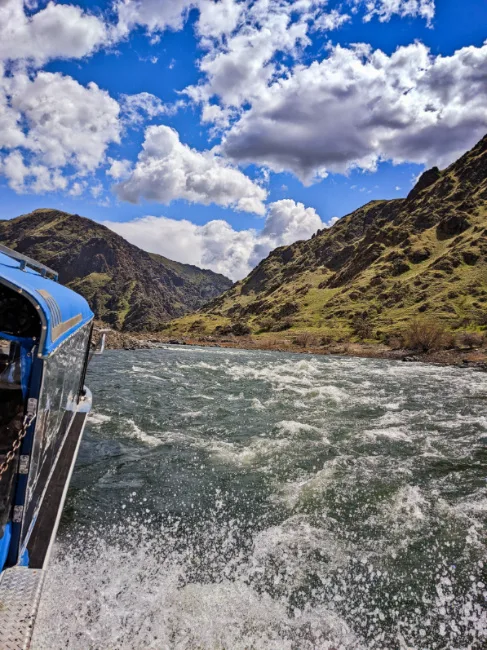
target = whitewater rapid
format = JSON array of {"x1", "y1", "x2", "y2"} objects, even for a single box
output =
[{"x1": 33, "y1": 347, "x2": 487, "y2": 649}]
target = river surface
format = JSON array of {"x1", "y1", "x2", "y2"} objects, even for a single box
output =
[{"x1": 33, "y1": 347, "x2": 486, "y2": 649}]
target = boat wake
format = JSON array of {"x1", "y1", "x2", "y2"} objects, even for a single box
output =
[{"x1": 33, "y1": 504, "x2": 486, "y2": 650}]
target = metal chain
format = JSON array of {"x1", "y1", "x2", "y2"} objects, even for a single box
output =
[{"x1": 0, "y1": 399, "x2": 37, "y2": 480}]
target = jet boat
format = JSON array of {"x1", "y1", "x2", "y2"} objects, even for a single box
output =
[{"x1": 0, "y1": 244, "x2": 96, "y2": 648}]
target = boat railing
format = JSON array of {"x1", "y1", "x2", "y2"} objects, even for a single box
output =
[{"x1": 0, "y1": 244, "x2": 58, "y2": 282}]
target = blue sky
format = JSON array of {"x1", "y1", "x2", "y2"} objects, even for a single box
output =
[{"x1": 1, "y1": 0, "x2": 487, "y2": 279}]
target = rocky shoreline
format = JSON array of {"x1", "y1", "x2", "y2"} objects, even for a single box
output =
[{"x1": 93, "y1": 328, "x2": 487, "y2": 370}]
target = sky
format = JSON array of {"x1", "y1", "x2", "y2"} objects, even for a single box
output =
[{"x1": 1, "y1": 0, "x2": 487, "y2": 280}]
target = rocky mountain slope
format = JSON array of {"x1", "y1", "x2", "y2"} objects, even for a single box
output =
[
  {"x1": 168, "y1": 133, "x2": 487, "y2": 339},
  {"x1": 0, "y1": 209, "x2": 232, "y2": 331}
]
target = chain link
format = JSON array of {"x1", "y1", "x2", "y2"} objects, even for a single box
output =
[{"x1": 0, "y1": 410, "x2": 36, "y2": 480}]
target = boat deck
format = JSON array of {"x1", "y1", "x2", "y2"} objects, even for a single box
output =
[{"x1": 0, "y1": 566, "x2": 45, "y2": 649}]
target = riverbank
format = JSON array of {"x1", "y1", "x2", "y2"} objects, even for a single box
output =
[{"x1": 94, "y1": 328, "x2": 487, "y2": 370}]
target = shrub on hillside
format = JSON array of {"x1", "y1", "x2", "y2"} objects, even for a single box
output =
[
  {"x1": 402, "y1": 319, "x2": 449, "y2": 352},
  {"x1": 293, "y1": 332, "x2": 319, "y2": 348},
  {"x1": 260, "y1": 337, "x2": 288, "y2": 350},
  {"x1": 320, "y1": 334, "x2": 335, "y2": 346},
  {"x1": 214, "y1": 322, "x2": 251, "y2": 337},
  {"x1": 457, "y1": 331, "x2": 484, "y2": 349},
  {"x1": 256, "y1": 317, "x2": 273, "y2": 333},
  {"x1": 275, "y1": 301, "x2": 299, "y2": 319},
  {"x1": 352, "y1": 313, "x2": 373, "y2": 340},
  {"x1": 473, "y1": 310, "x2": 487, "y2": 327},
  {"x1": 442, "y1": 331, "x2": 456, "y2": 350},
  {"x1": 271, "y1": 318, "x2": 293, "y2": 332},
  {"x1": 386, "y1": 335, "x2": 404, "y2": 350},
  {"x1": 189, "y1": 319, "x2": 205, "y2": 333},
  {"x1": 214, "y1": 324, "x2": 232, "y2": 336},
  {"x1": 231, "y1": 322, "x2": 251, "y2": 336}
]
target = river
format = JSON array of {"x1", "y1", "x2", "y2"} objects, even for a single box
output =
[{"x1": 33, "y1": 346, "x2": 486, "y2": 649}]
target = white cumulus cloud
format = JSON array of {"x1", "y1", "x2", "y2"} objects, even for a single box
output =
[
  {"x1": 221, "y1": 40, "x2": 487, "y2": 182},
  {"x1": 106, "y1": 158, "x2": 133, "y2": 179},
  {"x1": 0, "y1": 69, "x2": 121, "y2": 192},
  {"x1": 262, "y1": 199, "x2": 325, "y2": 245},
  {"x1": 186, "y1": 0, "x2": 349, "y2": 117},
  {"x1": 1, "y1": 150, "x2": 68, "y2": 193},
  {"x1": 312, "y1": 9, "x2": 351, "y2": 31},
  {"x1": 120, "y1": 92, "x2": 176, "y2": 125},
  {"x1": 114, "y1": 0, "x2": 197, "y2": 37},
  {"x1": 104, "y1": 199, "x2": 329, "y2": 280},
  {"x1": 0, "y1": 0, "x2": 109, "y2": 65},
  {"x1": 197, "y1": 0, "x2": 243, "y2": 39},
  {"x1": 350, "y1": 0, "x2": 435, "y2": 25},
  {"x1": 68, "y1": 181, "x2": 87, "y2": 196},
  {"x1": 114, "y1": 0, "x2": 350, "y2": 122},
  {"x1": 11, "y1": 72, "x2": 121, "y2": 170},
  {"x1": 114, "y1": 125, "x2": 267, "y2": 214}
]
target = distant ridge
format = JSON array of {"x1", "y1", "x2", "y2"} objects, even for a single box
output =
[
  {"x1": 0, "y1": 209, "x2": 232, "y2": 331},
  {"x1": 168, "y1": 133, "x2": 487, "y2": 338}
]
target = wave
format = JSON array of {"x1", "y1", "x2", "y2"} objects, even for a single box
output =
[
  {"x1": 33, "y1": 507, "x2": 486, "y2": 650},
  {"x1": 87, "y1": 411, "x2": 112, "y2": 425},
  {"x1": 46, "y1": 347, "x2": 487, "y2": 648},
  {"x1": 123, "y1": 418, "x2": 162, "y2": 447}
]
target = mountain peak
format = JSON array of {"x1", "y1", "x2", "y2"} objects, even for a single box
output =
[
  {"x1": 0, "y1": 209, "x2": 232, "y2": 331},
  {"x1": 407, "y1": 167, "x2": 441, "y2": 201}
]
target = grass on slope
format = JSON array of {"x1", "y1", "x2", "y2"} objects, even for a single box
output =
[{"x1": 165, "y1": 137, "x2": 487, "y2": 343}]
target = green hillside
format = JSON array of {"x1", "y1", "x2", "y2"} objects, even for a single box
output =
[
  {"x1": 166, "y1": 133, "x2": 487, "y2": 341},
  {"x1": 0, "y1": 209, "x2": 232, "y2": 331}
]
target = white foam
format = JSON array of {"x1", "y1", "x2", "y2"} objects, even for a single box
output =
[
  {"x1": 251, "y1": 398, "x2": 266, "y2": 411},
  {"x1": 32, "y1": 511, "x2": 487, "y2": 650},
  {"x1": 123, "y1": 419, "x2": 162, "y2": 447},
  {"x1": 32, "y1": 518, "x2": 362, "y2": 650},
  {"x1": 276, "y1": 420, "x2": 320, "y2": 437},
  {"x1": 361, "y1": 426, "x2": 411, "y2": 442},
  {"x1": 386, "y1": 485, "x2": 427, "y2": 531},
  {"x1": 216, "y1": 437, "x2": 291, "y2": 466},
  {"x1": 249, "y1": 514, "x2": 349, "y2": 581},
  {"x1": 439, "y1": 489, "x2": 487, "y2": 544},
  {"x1": 127, "y1": 364, "x2": 166, "y2": 381},
  {"x1": 45, "y1": 347, "x2": 487, "y2": 648},
  {"x1": 227, "y1": 392, "x2": 244, "y2": 401},
  {"x1": 272, "y1": 458, "x2": 344, "y2": 508},
  {"x1": 180, "y1": 410, "x2": 204, "y2": 419},
  {"x1": 87, "y1": 412, "x2": 111, "y2": 425},
  {"x1": 178, "y1": 360, "x2": 221, "y2": 371}
]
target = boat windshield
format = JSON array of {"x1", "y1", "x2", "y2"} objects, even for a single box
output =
[{"x1": 0, "y1": 284, "x2": 39, "y2": 339}]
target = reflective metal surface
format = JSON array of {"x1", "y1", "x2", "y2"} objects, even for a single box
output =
[
  {"x1": 21, "y1": 323, "x2": 92, "y2": 552},
  {"x1": 0, "y1": 566, "x2": 45, "y2": 649}
]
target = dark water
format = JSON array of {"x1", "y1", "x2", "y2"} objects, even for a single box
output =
[{"x1": 34, "y1": 347, "x2": 487, "y2": 649}]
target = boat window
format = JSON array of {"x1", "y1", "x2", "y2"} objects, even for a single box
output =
[{"x1": 0, "y1": 285, "x2": 40, "y2": 338}]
